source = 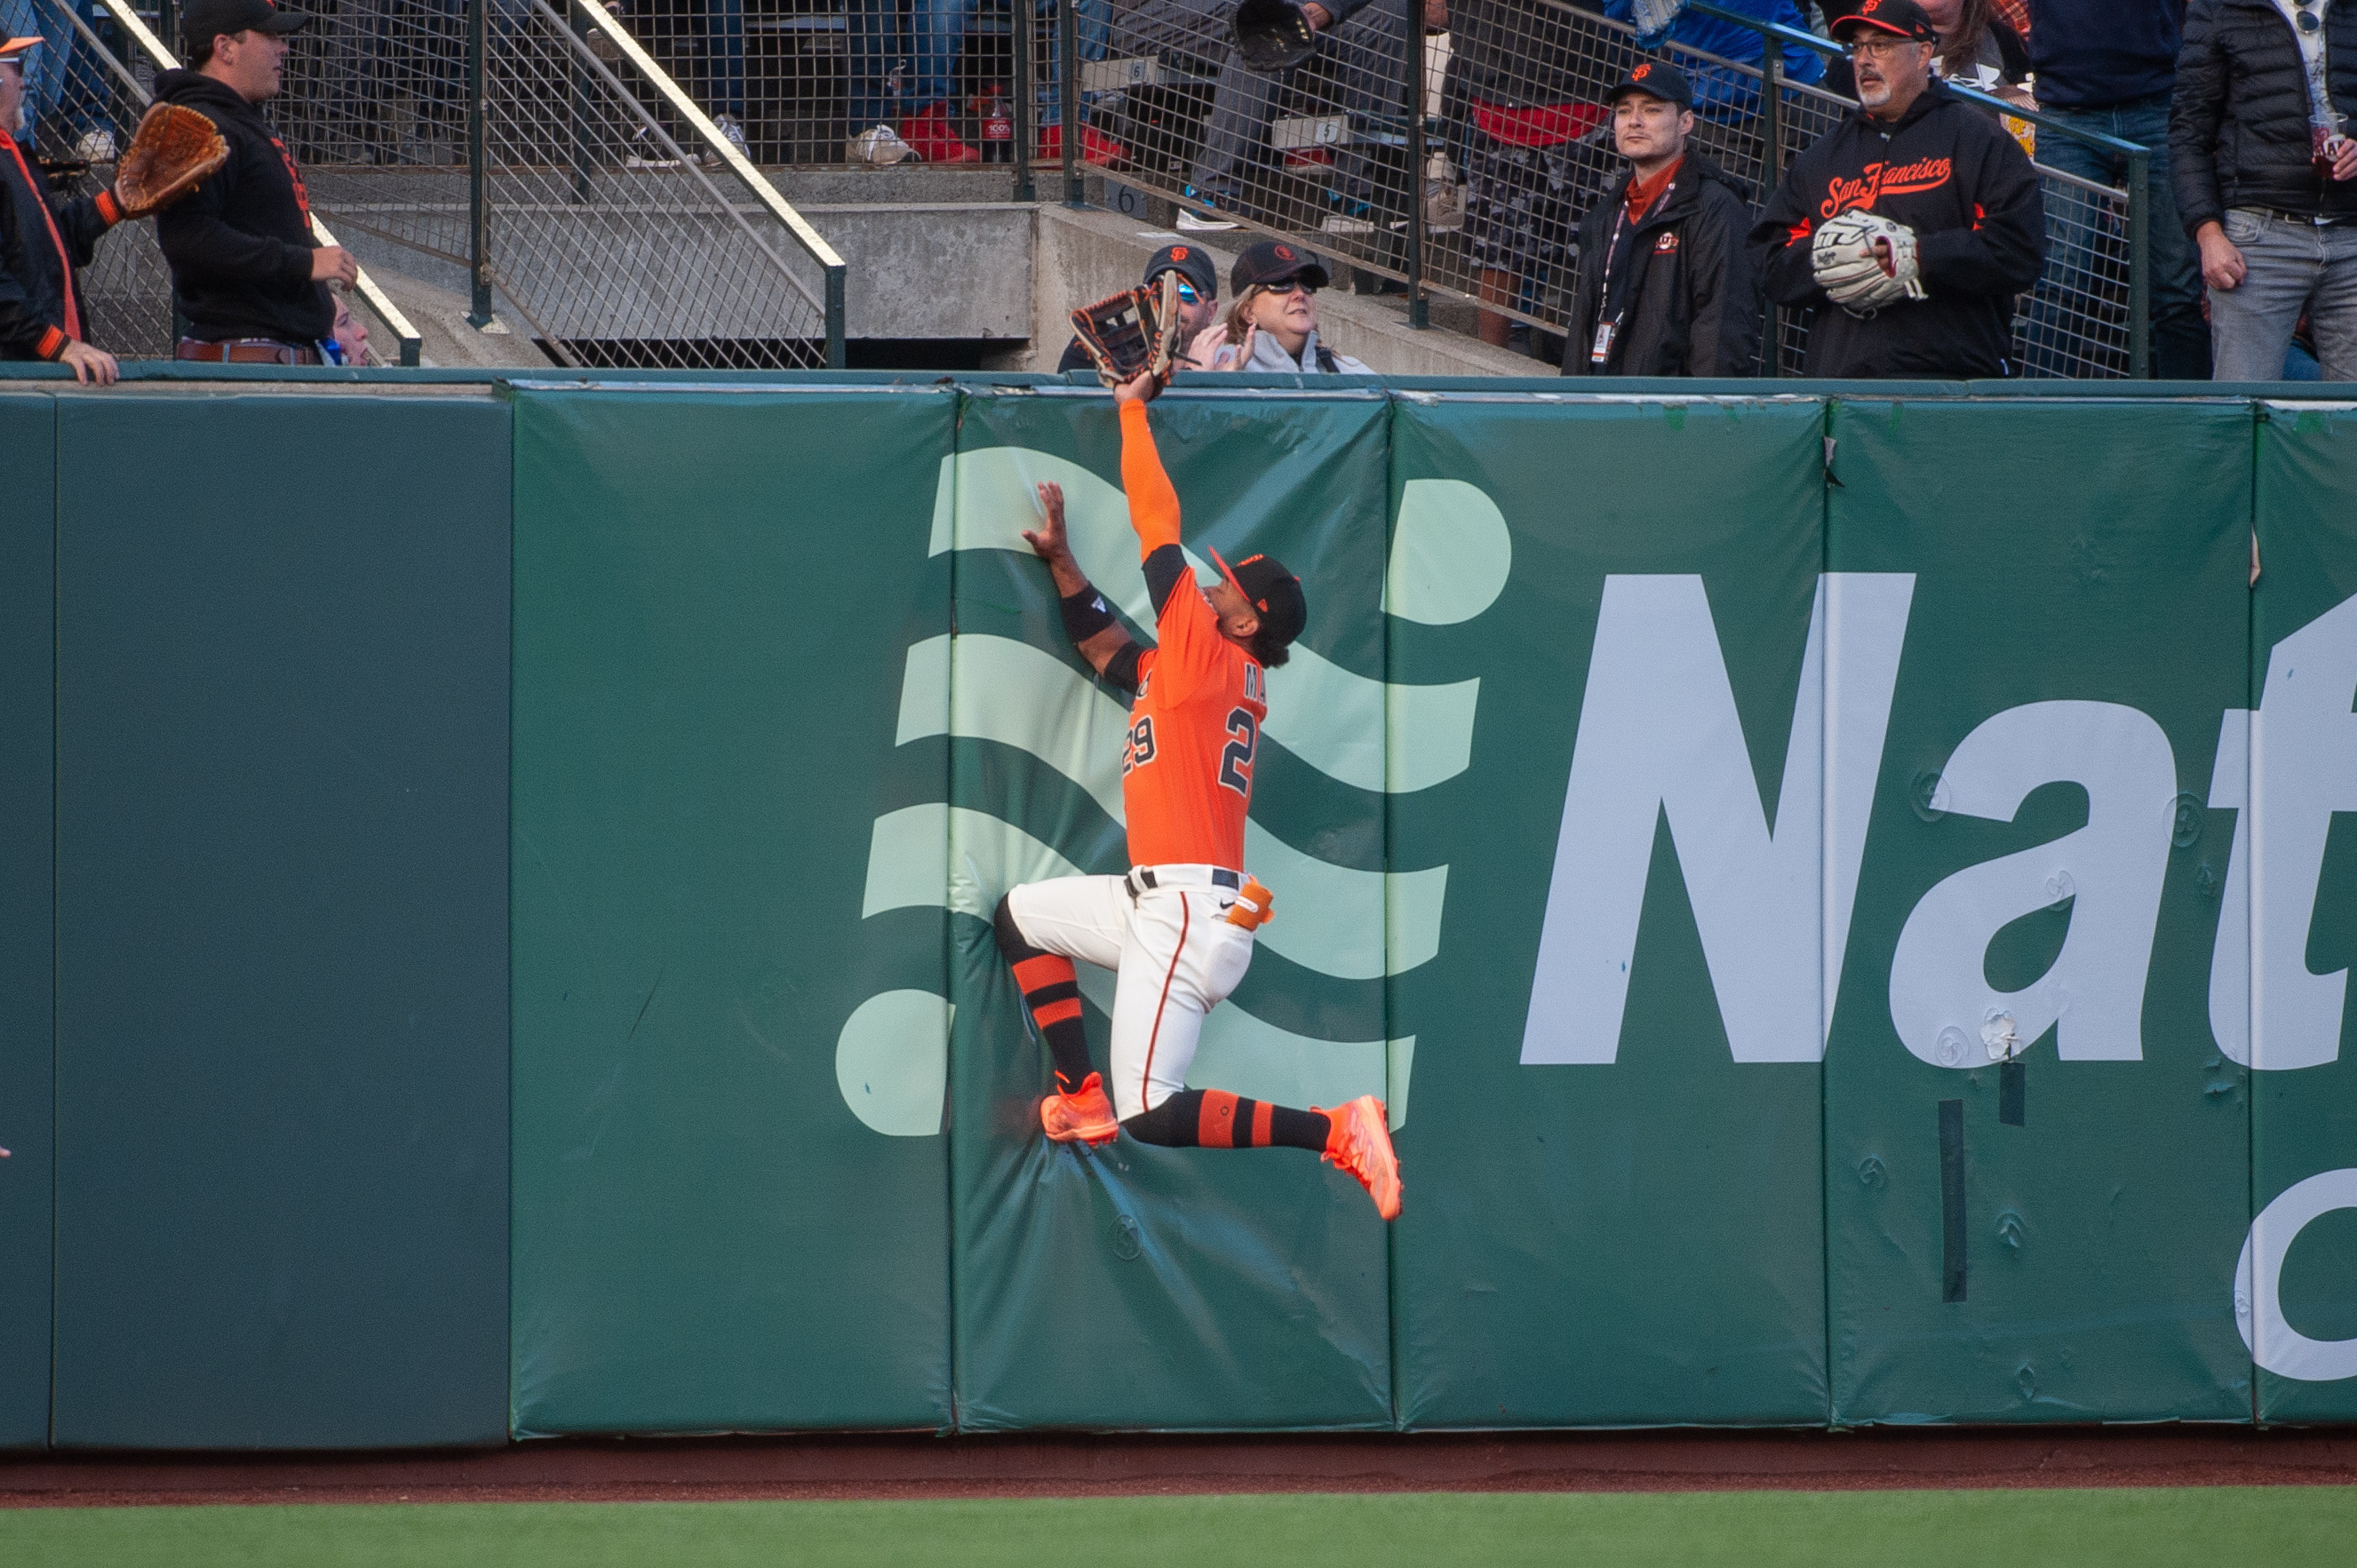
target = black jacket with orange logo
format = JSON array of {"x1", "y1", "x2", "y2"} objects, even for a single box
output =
[
  {"x1": 1562, "y1": 151, "x2": 1761, "y2": 378},
  {"x1": 1748, "y1": 80, "x2": 2044, "y2": 379}
]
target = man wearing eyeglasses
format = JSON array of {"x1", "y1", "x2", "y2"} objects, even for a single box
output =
[
  {"x1": 1749, "y1": 0, "x2": 2044, "y2": 378},
  {"x1": 1056, "y1": 243, "x2": 1222, "y2": 373},
  {"x1": 2171, "y1": 0, "x2": 2357, "y2": 381}
]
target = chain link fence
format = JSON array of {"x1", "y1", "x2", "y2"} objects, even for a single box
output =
[{"x1": 1068, "y1": 0, "x2": 2148, "y2": 377}]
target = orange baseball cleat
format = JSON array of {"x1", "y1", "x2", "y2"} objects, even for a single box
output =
[
  {"x1": 1319, "y1": 1094, "x2": 1401, "y2": 1220},
  {"x1": 1041, "y1": 1071, "x2": 1119, "y2": 1145}
]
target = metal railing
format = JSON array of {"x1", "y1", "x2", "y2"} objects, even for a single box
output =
[
  {"x1": 265, "y1": 0, "x2": 846, "y2": 367},
  {"x1": 9, "y1": 0, "x2": 423, "y2": 362},
  {"x1": 1023, "y1": 0, "x2": 2154, "y2": 377},
  {"x1": 57, "y1": 0, "x2": 846, "y2": 368}
]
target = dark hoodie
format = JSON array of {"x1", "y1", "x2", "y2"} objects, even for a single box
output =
[
  {"x1": 154, "y1": 67, "x2": 331, "y2": 344},
  {"x1": 1562, "y1": 151, "x2": 1761, "y2": 378},
  {"x1": 1749, "y1": 78, "x2": 2044, "y2": 379}
]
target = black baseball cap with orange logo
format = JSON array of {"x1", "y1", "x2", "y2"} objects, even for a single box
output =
[
  {"x1": 1230, "y1": 238, "x2": 1331, "y2": 295},
  {"x1": 1831, "y1": 0, "x2": 1936, "y2": 42},
  {"x1": 1209, "y1": 547, "x2": 1308, "y2": 652},
  {"x1": 1607, "y1": 60, "x2": 1694, "y2": 109},
  {"x1": 1144, "y1": 243, "x2": 1218, "y2": 301},
  {"x1": 181, "y1": 0, "x2": 311, "y2": 47}
]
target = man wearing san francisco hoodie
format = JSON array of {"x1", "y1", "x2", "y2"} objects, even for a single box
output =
[
  {"x1": 155, "y1": 0, "x2": 357, "y2": 364},
  {"x1": 1749, "y1": 0, "x2": 2044, "y2": 379}
]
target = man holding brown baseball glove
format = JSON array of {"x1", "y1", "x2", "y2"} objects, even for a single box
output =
[{"x1": 1749, "y1": 0, "x2": 2043, "y2": 378}]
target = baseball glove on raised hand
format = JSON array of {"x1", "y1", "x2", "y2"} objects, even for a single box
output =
[
  {"x1": 1070, "y1": 271, "x2": 1185, "y2": 388},
  {"x1": 1233, "y1": 0, "x2": 1316, "y2": 74},
  {"x1": 113, "y1": 103, "x2": 229, "y2": 219},
  {"x1": 1811, "y1": 210, "x2": 1926, "y2": 315}
]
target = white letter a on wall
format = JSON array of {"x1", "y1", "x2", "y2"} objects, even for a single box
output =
[{"x1": 1520, "y1": 573, "x2": 1914, "y2": 1065}]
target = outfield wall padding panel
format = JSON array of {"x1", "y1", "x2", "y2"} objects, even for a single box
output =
[
  {"x1": 1821, "y1": 399, "x2": 2255, "y2": 1425},
  {"x1": 1386, "y1": 395, "x2": 1833, "y2": 1428},
  {"x1": 509, "y1": 389, "x2": 956, "y2": 1435},
  {"x1": 2250, "y1": 403, "x2": 2357, "y2": 1421},
  {"x1": 49, "y1": 394, "x2": 513, "y2": 1449},
  {"x1": 943, "y1": 388, "x2": 1395, "y2": 1431},
  {"x1": 0, "y1": 397, "x2": 54, "y2": 1449}
]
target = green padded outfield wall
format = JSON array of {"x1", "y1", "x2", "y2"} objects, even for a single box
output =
[
  {"x1": 941, "y1": 387, "x2": 1394, "y2": 1429},
  {"x1": 1821, "y1": 400, "x2": 2254, "y2": 1424},
  {"x1": 1386, "y1": 395, "x2": 1834, "y2": 1426},
  {"x1": 0, "y1": 397, "x2": 53, "y2": 1448},
  {"x1": 509, "y1": 387, "x2": 957, "y2": 1434},
  {"x1": 2248, "y1": 402, "x2": 2357, "y2": 1421},
  {"x1": 50, "y1": 394, "x2": 513, "y2": 1448}
]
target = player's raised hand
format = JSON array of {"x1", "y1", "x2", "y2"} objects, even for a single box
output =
[
  {"x1": 1112, "y1": 368, "x2": 1162, "y2": 408},
  {"x1": 1023, "y1": 481, "x2": 1071, "y2": 562}
]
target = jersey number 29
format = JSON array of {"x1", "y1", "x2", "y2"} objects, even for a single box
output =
[{"x1": 1218, "y1": 708, "x2": 1257, "y2": 797}]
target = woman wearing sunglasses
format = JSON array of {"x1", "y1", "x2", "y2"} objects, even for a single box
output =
[{"x1": 1189, "y1": 239, "x2": 1374, "y2": 373}]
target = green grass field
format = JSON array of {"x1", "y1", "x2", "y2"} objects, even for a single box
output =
[{"x1": 2, "y1": 1487, "x2": 2353, "y2": 1568}]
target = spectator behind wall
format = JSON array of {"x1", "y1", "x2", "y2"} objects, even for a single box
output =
[
  {"x1": 1603, "y1": 0, "x2": 1826, "y2": 118},
  {"x1": 2170, "y1": 0, "x2": 2357, "y2": 381},
  {"x1": 1058, "y1": 243, "x2": 1223, "y2": 373},
  {"x1": 1189, "y1": 240, "x2": 1373, "y2": 372},
  {"x1": 1749, "y1": 0, "x2": 2045, "y2": 378},
  {"x1": 1822, "y1": 0, "x2": 2031, "y2": 102},
  {"x1": 1563, "y1": 62, "x2": 1763, "y2": 377},
  {"x1": 2022, "y1": 0, "x2": 2209, "y2": 379}
]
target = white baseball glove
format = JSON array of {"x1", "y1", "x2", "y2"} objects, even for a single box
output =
[{"x1": 1812, "y1": 210, "x2": 1927, "y2": 315}]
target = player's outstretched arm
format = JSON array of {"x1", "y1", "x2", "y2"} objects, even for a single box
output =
[
  {"x1": 1025, "y1": 481, "x2": 1137, "y2": 681},
  {"x1": 1114, "y1": 374, "x2": 1182, "y2": 565}
]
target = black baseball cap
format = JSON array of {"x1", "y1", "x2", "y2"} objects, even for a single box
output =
[
  {"x1": 1831, "y1": 0, "x2": 1936, "y2": 42},
  {"x1": 1230, "y1": 238, "x2": 1330, "y2": 294},
  {"x1": 181, "y1": 0, "x2": 310, "y2": 46},
  {"x1": 1607, "y1": 60, "x2": 1693, "y2": 109},
  {"x1": 1144, "y1": 243, "x2": 1218, "y2": 300},
  {"x1": 1210, "y1": 547, "x2": 1308, "y2": 652}
]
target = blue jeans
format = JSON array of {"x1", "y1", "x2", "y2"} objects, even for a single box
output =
[
  {"x1": 847, "y1": 0, "x2": 904, "y2": 127},
  {"x1": 705, "y1": 0, "x2": 744, "y2": 119},
  {"x1": 909, "y1": 0, "x2": 1106, "y2": 125},
  {"x1": 2032, "y1": 93, "x2": 2210, "y2": 380}
]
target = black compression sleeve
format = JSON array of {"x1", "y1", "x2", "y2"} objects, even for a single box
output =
[
  {"x1": 1058, "y1": 585, "x2": 1119, "y2": 646},
  {"x1": 1142, "y1": 544, "x2": 1189, "y2": 616},
  {"x1": 1101, "y1": 641, "x2": 1143, "y2": 694}
]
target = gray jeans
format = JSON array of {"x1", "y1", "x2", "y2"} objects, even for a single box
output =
[{"x1": 2209, "y1": 208, "x2": 2357, "y2": 383}]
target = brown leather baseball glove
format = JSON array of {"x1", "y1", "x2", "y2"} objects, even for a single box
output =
[
  {"x1": 1070, "y1": 271, "x2": 1184, "y2": 388},
  {"x1": 114, "y1": 103, "x2": 229, "y2": 220}
]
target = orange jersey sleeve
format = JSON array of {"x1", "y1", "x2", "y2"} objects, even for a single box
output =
[{"x1": 1119, "y1": 401, "x2": 1182, "y2": 558}]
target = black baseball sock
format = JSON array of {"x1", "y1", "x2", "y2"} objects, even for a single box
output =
[
  {"x1": 994, "y1": 895, "x2": 1095, "y2": 1095},
  {"x1": 1122, "y1": 1089, "x2": 1330, "y2": 1150}
]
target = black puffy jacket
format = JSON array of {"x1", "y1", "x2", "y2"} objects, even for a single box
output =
[
  {"x1": 1562, "y1": 152, "x2": 1761, "y2": 377},
  {"x1": 2170, "y1": 0, "x2": 2357, "y2": 233},
  {"x1": 154, "y1": 68, "x2": 333, "y2": 344}
]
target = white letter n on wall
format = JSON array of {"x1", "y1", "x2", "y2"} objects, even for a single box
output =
[{"x1": 1520, "y1": 574, "x2": 1914, "y2": 1065}]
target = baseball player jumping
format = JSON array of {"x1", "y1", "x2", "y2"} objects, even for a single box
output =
[{"x1": 991, "y1": 372, "x2": 1402, "y2": 1222}]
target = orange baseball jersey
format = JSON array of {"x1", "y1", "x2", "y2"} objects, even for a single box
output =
[{"x1": 1116, "y1": 402, "x2": 1267, "y2": 871}]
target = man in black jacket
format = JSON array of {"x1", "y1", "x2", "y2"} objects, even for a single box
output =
[
  {"x1": 1, "y1": 30, "x2": 121, "y2": 383},
  {"x1": 2171, "y1": 0, "x2": 2357, "y2": 381},
  {"x1": 156, "y1": 0, "x2": 358, "y2": 365},
  {"x1": 1749, "y1": 0, "x2": 2043, "y2": 378},
  {"x1": 1563, "y1": 62, "x2": 1760, "y2": 378}
]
